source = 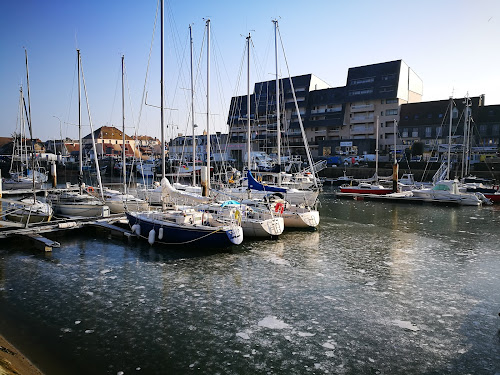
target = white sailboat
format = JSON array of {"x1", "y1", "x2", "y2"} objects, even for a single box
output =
[
  {"x1": 48, "y1": 50, "x2": 110, "y2": 218},
  {"x1": 3, "y1": 50, "x2": 53, "y2": 224},
  {"x1": 198, "y1": 200, "x2": 284, "y2": 238},
  {"x1": 126, "y1": 11, "x2": 243, "y2": 247},
  {"x1": 100, "y1": 56, "x2": 149, "y2": 214}
]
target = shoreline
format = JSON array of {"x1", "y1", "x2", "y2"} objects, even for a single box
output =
[{"x1": 0, "y1": 333, "x2": 43, "y2": 375}]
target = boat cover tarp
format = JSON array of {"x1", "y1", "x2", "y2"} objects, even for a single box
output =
[{"x1": 247, "y1": 171, "x2": 287, "y2": 193}]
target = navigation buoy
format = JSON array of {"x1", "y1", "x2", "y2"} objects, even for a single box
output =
[{"x1": 148, "y1": 229, "x2": 156, "y2": 245}]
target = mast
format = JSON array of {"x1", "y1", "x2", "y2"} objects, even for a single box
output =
[
  {"x1": 461, "y1": 94, "x2": 470, "y2": 178},
  {"x1": 392, "y1": 119, "x2": 399, "y2": 192},
  {"x1": 246, "y1": 33, "x2": 251, "y2": 173},
  {"x1": 375, "y1": 115, "x2": 379, "y2": 180},
  {"x1": 273, "y1": 19, "x2": 281, "y2": 186},
  {"x1": 206, "y1": 19, "x2": 211, "y2": 192},
  {"x1": 77, "y1": 49, "x2": 83, "y2": 191},
  {"x1": 160, "y1": 0, "x2": 165, "y2": 180},
  {"x1": 121, "y1": 55, "x2": 127, "y2": 195},
  {"x1": 189, "y1": 24, "x2": 196, "y2": 186},
  {"x1": 24, "y1": 49, "x2": 36, "y2": 191},
  {"x1": 447, "y1": 96, "x2": 453, "y2": 179}
]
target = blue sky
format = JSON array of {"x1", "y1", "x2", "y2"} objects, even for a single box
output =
[{"x1": 1, "y1": 0, "x2": 499, "y2": 142}]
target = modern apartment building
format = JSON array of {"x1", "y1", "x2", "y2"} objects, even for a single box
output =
[{"x1": 227, "y1": 60, "x2": 423, "y2": 160}]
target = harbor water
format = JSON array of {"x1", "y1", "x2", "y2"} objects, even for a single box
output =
[{"x1": 0, "y1": 189, "x2": 499, "y2": 374}]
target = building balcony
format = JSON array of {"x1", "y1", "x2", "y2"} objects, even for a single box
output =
[
  {"x1": 350, "y1": 104, "x2": 374, "y2": 112},
  {"x1": 350, "y1": 115, "x2": 374, "y2": 124}
]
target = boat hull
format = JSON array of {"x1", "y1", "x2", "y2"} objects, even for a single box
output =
[
  {"x1": 52, "y1": 203, "x2": 111, "y2": 218},
  {"x1": 339, "y1": 187, "x2": 392, "y2": 195},
  {"x1": 126, "y1": 212, "x2": 243, "y2": 247},
  {"x1": 282, "y1": 210, "x2": 320, "y2": 229}
]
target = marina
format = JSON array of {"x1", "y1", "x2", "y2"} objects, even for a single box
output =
[{"x1": 0, "y1": 189, "x2": 499, "y2": 374}]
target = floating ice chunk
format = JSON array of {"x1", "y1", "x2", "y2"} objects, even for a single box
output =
[
  {"x1": 357, "y1": 269, "x2": 366, "y2": 274},
  {"x1": 368, "y1": 358, "x2": 375, "y2": 363},
  {"x1": 236, "y1": 332, "x2": 250, "y2": 340},
  {"x1": 60, "y1": 328, "x2": 72, "y2": 333},
  {"x1": 100, "y1": 269, "x2": 112, "y2": 275},
  {"x1": 393, "y1": 319, "x2": 420, "y2": 331},
  {"x1": 324, "y1": 296, "x2": 336, "y2": 301},
  {"x1": 85, "y1": 291, "x2": 94, "y2": 296},
  {"x1": 75, "y1": 320, "x2": 81, "y2": 325},
  {"x1": 322, "y1": 342, "x2": 335, "y2": 349},
  {"x1": 365, "y1": 281, "x2": 376, "y2": 286},
  {"x1": 297, "y1": 332, "x2": 315, "y2": 337},
  {"x1": 268, "y1": 257, "x2": 291, "y2": 266},
  {"x1": 258, "y1": 316, "x2": 290, "y2": 329},
  {"x1": 85, "y1": 329, "x2": 94, "y2": 334},
  {"x1": 117, "y1": 372, "x2": 124, "y2": 375}
]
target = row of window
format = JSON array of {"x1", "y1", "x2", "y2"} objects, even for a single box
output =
[{"x1": 350, "y1": 74, "x2": 395, "y2": 85}]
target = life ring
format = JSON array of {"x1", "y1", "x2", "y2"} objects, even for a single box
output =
[
  {"x1": 274, "y1": 202, "x2": 284, "y2": 214},
  {"x1": 86, "y1": 186, "x2": 95, "y2": 193},
  {"x1": 234, "y1": 209, "x2": 242, "y2": 224}
]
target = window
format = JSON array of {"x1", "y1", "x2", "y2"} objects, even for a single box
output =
[
  {"x1": 381, "y1": 73, "x2": 396, "y2": 81},
  {"x1": 438, "y1": 113, "x2": 443, "y2": 118},
  {"x1": 402, "y1": 129, "x2": 409, "y2": 137},
  {"x1": 425, "y1": 127, "x2": 432, "y2": 137},
  {"x1": 386, "y1": 98, "x2": 398, "y2": 104},
  {"x1": 480, "y1": 125, "x2": 487, "y2": 135},
  {"x1": 386, "y1": 109, "x2": 398, "y2": 116},
  {"x1": 492, "y1": 124, "x2": 499, "y2": 135},
  {"x1": 351, "y1": 77, "x2": 374, "y2": 85},
  {"x1": 436, "y1": 127, "x2": 442, "y2": 137},
  {"x1": 452, "y1": 108, "x2": 458, "y2": 118},
  {"x1": 380, "y1": 86, "x2": 395, "y2": 93},
  {"x1": 412, "y1": 128, "x2": 419, "y2": 137},
  {"x1": 348, "y1": 89, "x2": 373, "y2": 96},
  {"x1": 414, "y1": 114, "x2": 419, "y2": 120},
  {"x1": 427, "y1": 113, "x2": 433, "y2": 119}
]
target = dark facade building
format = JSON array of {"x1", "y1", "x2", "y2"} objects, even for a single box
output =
[
  {"x1": 227, "y1": 60, "x2": 422, "y2": 160},
  {"x1": 399, "y1": 95, "x2": 500, "y2": 159}
]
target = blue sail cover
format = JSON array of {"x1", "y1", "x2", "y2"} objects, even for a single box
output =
[{"x1": 247, "y1": 171, "x2": 287, "y2": 193}]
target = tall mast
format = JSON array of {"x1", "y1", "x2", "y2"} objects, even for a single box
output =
[
  {"x1": 206, "y1": 19, "x2": 211, "y2": 192},
  {"x1": 375, "y1": 115, "x2": 379, "y2": 179},
  {"x1": 447, "y1": 96, "x2": 453, "y2": 179},
  {"x1": 273, "y1": 19, "x2": 281, "y2": 186},
  {"x1": 24, "y1": 50, "x2": 35, "y2": 191},
  {"x1": 121, "y1": 55, "x2": 127, "y2": 195},
  {"x1": 461, "y1": 94, "x2": 470, "y2": 178},
  {"x1": 160, "y1": 0, "x2": 165, "y2": 179},
  {"x1": 77, "y1": 49, "x2": 83, "y2": 190},
  {"x1": 246, "y1": 33, "x2": 251, "y2": 173},
  {"x1": 189, "y1": 24, "x2": 196, "y2": 186}
]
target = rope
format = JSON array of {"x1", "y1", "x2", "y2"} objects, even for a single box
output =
[{"x1": 129, "y1": 220, "x2": 228, "y2": 245}]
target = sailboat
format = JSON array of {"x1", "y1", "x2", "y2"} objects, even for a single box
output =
[
  {"x1": 3, "y1": 84, "x2": 48, "y2": 191},
  {"x1": 2, "y1": 50, "x2": 53, "y2": 224},
  {"x1": 340, "y1": 116, "x2": 393, "y2": 195},
  {"x1": 99, "y1": 56, "x2": 149, "y2": 214},
  {"x1": 48, "y1": 50, "x2": 110, "y2": 218},
  {"x1": 126, "y1": 9, "x2": 243, "y2": 247},
  {"x1": 218, "y1": 27, "x2": 320, "y2": 210}
]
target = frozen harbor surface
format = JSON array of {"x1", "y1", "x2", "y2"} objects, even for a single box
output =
[{"x1": 0, "y1": 191, "x2": 499, "y2": 374}]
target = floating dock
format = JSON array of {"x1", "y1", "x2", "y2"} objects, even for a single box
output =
[{"x1": 0, "y1": 214, "x2": 131, "y2": 251}]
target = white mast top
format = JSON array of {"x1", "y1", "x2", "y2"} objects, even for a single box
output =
[
  {"x1": 206, "y1": 19, "x2": 211, "y2": 192},
  {"x1": 273, "y1": 20, "x2": 281, "y2": 186},
  {"x1": 189, "y1": 24, "x2": 196, "y2": 186}
]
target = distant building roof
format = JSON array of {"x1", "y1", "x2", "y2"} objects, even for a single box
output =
[{"x1": 83, "y1": 126, "x2": 133, "y2": 141}]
